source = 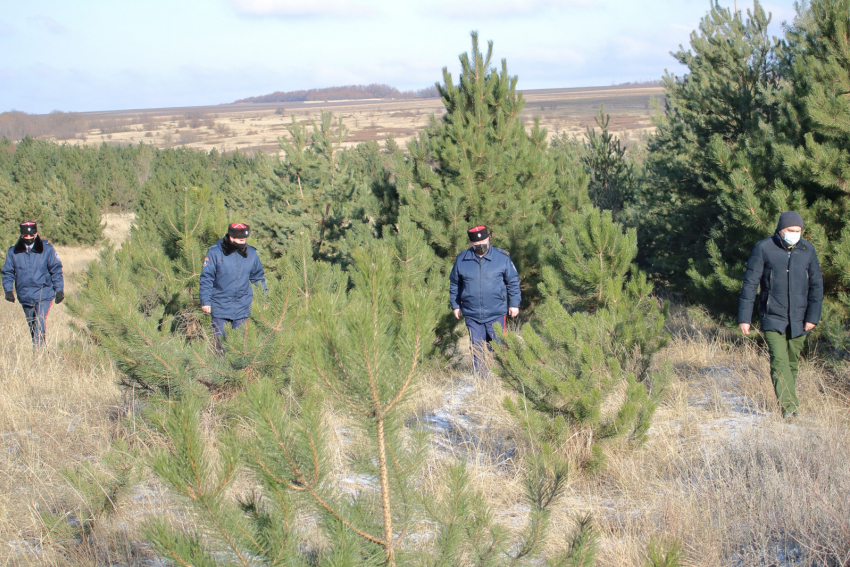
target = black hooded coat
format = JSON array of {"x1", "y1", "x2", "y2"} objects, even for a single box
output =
[{"x1": 738, "y1": 233, "x2": 824, "y2": 338}]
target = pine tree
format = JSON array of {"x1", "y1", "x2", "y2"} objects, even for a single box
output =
[
  {"x1": 140, "y1": 226, "x2": 575, "y2": 566},
  {"x1": 54, "y1": 181, "x2": 103, "y2": 245},
  {"x1": 583, "y1": 106, "x2": 635, "y2": 215},
  {"x1": 775, "y1": 0, "x2": 850, "y2": 351},
  {"x1": 548, "y1": 134, "x2": 593, "y2": 229},
  {"x1": 0, "y1": 173, "x2": 23, "y2": 247},
  {"x1": 394, "y1": 32, "x2": 557, "y2": 297},
  {"x1": 670, "y1": 0, "x2": 850, "y2": 353},
  {"x1": 633, "y1": 1, "x2": 782, "y2": 292},
  {"x1": 70, "y1": 187, "x2": 332, "y2": 398},
  {"x1": 239, "y1": 111, "x2": 386, "y2": 265},
  {"x1": 497, "y1": 207, "x2": 669, "y2": 471}
]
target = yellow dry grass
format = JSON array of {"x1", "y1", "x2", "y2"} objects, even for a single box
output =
[
  {"x1": 52, "y1": 214, "x2": 134, "y2": 287},
  {"x1": 48, "y1": 85, "x2": 663, "y2": 154},
  {"x1": 0, "y1": 300, "x2": 124, "y2": 565},
  {"x1": 1, "y1": 241, "x2": 848, "y2": 565}
]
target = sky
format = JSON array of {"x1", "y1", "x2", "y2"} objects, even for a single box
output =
[{"x1": 0, "y1": 0, "x2": 800, "y2": 114}]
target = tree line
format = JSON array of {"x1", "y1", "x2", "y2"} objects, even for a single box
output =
[{"x1": 234, "y1": 83, "x2": 440, "y2": 103}]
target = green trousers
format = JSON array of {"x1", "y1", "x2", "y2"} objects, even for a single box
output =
[{"x1": 763, "y1": 328, "x2": 807, "y2": 415}]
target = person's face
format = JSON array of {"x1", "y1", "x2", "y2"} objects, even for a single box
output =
[
  {"x1": 230, "y1": 237, "x2": 247, "y2": 246},
  {"x1": 780, "y1": 225, "x2": 802, "y2": 237},
  {"x1": 472, "y1": 236, "x2": 490, "y2": 255},
  {"x1": 22, "y1": 232, "x2": 37, "y2": 244}
]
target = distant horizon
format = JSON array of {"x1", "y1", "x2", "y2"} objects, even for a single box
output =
[{"x1": 2, "y1": 80, "x2": 663, "y2": 117}]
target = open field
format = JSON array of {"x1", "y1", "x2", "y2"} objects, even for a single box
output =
[
  {"x1": 1, "y1": 218, "x2": 849, "y2": 566},
  {"x1": 46, "y1": 84, "x2": 663, "y2": 153}
]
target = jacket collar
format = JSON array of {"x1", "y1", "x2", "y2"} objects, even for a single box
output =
[
  {"x1": 220, "y1": 236, "x2": 248, "y2": 258},
  {"x1": 773, "y1": 231, "x2": 806, "y2": 251},
  {"x1": 13, "y1": 236, "x2": 44, "y2": 254}
]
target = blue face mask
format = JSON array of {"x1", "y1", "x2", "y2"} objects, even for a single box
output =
[{"x1": 782, "y1": 231, "x2": 801, "y2": 246}]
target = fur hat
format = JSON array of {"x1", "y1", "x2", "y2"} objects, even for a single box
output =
[
  {"x1": 20, "y1": 221, "x2": 37, "y2": 236},
  {"x1": 467, "y1": 226, "x2": 489, "y2": 242},
  {"x1": 227, "y1": 223, "x2": 250, "y2": 239}
]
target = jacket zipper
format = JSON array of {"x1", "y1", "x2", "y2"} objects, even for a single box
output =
[
  {"x1": 477, "y1": 255, "x2": 483, "y2": 317},
  {"x1": 787, "y1": 249, "x2": 792, "y2": 322}
]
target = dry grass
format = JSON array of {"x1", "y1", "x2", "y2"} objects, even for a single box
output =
[
  {"x1": 1, "y1": 261, "x2": 849, "y2": 565},
  {"x1": 0, "y1": 300, "x2": 136, "y2": 565},
  {"x1": 46, "y1": 85, "x2": 663, "y2": 154},
  {"x1": 408, "y1": 307, "x2": 850, "y2": 565}
]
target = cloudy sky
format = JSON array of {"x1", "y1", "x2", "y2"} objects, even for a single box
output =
[{"x1": 1, "y1": 0, "x2": 798, "y2": 114}]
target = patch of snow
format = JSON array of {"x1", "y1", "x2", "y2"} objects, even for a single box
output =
[
  {"x1": 339, "y1": 474, "x2": 378, "y2": 496},
  {"x1": 6, "y1": 539, "x2": 43, "y2": 556},
  {"x1": 417, "y1": 376, "x2": 517, "y2": 465}
]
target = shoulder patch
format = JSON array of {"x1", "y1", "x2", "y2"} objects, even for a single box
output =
[
  {"x1": 496, "y1": 247, "x2": 510, "y2": 257},
  {"x1": 203, "y1": 256, "x2": 210, "y2": 267},
  {"x1": 42, "y1": 239, "x2": 50, "y2": 244}
]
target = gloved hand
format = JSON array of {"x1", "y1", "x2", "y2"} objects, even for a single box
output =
[
  {"x1": 4, "y1": 291, "x2": 13, "y2": 303},
  {"x1": 55, "y1": 291, "x2": 65, "y2": 304}
]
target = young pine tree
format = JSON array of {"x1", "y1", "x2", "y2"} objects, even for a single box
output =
[
  {"x1": 773, "y1": 0, "x2": 850, "y2": 351},
  {"x1": 394, "y1": 32, "x2": 556, "y2": 294},
  {"x1": 583, "y1": 106, "x2": 635, "y2": 215},
  {"x1": 497, "y1": 207, "x2": 669, "y2": 471},
  {"x1": 241, "y1": 111, "x2": 381, "y2": 264},
  {"x1": 634, "y1": 1, "x2": 783, "y2": 292},
  {"x1": 143, "y1": 231, "x2": 577, "y2": 566},
  {"x1": 683, "y1": 0, "x2": 850, "y2": 354},
  {"x1": 70, "y1": 187, "x2": 333, "y2": 398}
]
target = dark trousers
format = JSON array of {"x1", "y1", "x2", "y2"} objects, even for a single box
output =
[
  {"x1": 763, "y1": 328, "x2": 807, "y2": 416},
  {"x1": 211, "y1": 316, "x2": 248, "y2": 352},
  {"x1": 22, "y1": 299, "x2": 53, "y2": 348},
  {"x1": 466, "y1": 316, "x2": 507, "y2": 374}
]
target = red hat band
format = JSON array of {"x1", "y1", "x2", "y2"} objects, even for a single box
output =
[
  {"x1": 467, "y1": 225, "x2": 489, "y2": 242},
  {"x1": 227, "y1": 223, "x2": 250, "y2": 238}
]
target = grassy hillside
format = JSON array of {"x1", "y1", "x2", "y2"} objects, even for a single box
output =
[{"x1": 1, "y1": 226, "x2": 847, "y2": 566}]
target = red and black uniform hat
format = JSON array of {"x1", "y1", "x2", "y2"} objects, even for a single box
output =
[
  {"x1": 227, "y1": 223, "x2": 250, "y2": 238},
  {"x1": 20, "y1": 221, "x2": 37, "y2": 236},
  {"x1": 467, "y1": 226, "x2": 489, "y2": 242}
]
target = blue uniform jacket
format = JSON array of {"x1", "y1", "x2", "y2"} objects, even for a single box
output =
[
  {"x1": 199, "y1": 238, "x2": 267, "y2": 320},
  {"x1": 2, "y1": 237, "x2": 64, "y2": 306},
  {"x1": 449, "y1": 246, "x2": 521, "y2": 324}
]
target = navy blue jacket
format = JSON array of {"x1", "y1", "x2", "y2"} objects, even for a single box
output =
[
  {"x1": 199, "y1": 237, "x2": 267, "y2": 320},
  {"x1": 738, "y1": 233, "x2": 823, "y2": 338},
  {"x1": 449, "y1": 246, "x2": 521, "y2": 324},
  {"x1": 2, "y1": 237, "x2": 64, "y2": 306}
]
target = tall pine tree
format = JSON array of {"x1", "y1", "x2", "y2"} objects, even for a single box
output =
[
  {"x1": 142, "y1": 231, "x2": 576, "y2": 566},
  {"x1": 632, "y1": 1, "x2": 782, "y2": 296},
  {"x1": 394, "y1": 32, "x2": 557, "y2": 299}
]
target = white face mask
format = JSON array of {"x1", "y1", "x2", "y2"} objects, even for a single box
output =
[{"x1": 782, "y1": 231, "x2": 801, "y2": 245}]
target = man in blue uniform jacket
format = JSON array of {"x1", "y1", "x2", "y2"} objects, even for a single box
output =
[
  {"x1": 3, "y1": 221, "x2": 65, "y2": 348},
  {"x1": 449, "y1": 225, "x2": 521, "y2": 374},
  {"x1": 199, "y1": 223, "x2": 267, "y2": 351}
]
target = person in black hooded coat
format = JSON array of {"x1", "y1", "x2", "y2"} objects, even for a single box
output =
[{"x1": 738, "y1": 211, "x2": 823, "y2": 416}]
